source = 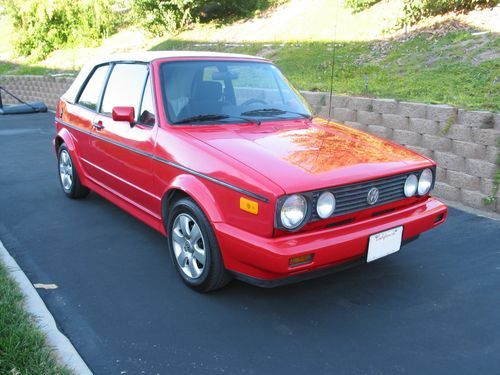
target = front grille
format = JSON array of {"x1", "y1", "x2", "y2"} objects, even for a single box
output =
[{"x1": 311, "y1": 172, "x2": 416, "y2": 220}]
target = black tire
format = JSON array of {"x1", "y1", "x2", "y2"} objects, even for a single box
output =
[
  {"x1": 167, "y1": 197, "x2": 231, "y2": 292},
  {"x1": 57, "y1": 144, "x2": 89, "y2": 199}
]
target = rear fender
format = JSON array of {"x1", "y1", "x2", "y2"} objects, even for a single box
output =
[{"x1": 54, "y1": 128, "x2": 88, "y2": 185}]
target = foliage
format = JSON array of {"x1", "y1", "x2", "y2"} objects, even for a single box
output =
[
  {"x1": 131, "y1": 0, "x2": 288, "y2": 36},
  {"x1": 132, "y1": 0, "x2": 195, "y2": 36},
  {"x1": 399, "y1": 0, "x2": 499, "y2": 26},
  {"x1": 2, "y1": 0, "x2": 118, "y2": 61},
  {"x1": 151, "y1": 31, "x2": 500, "y2": 112},
  {"x1": 344, "y1": 0, "x2": 382, "y2": 12},
  {"x1": 194, "y1": 0, "x2": 288, "y2": 22}
]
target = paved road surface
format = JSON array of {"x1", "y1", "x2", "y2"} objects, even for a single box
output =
[{"x1": 1, "y1": 113, "x2": 499, "y2": 374}]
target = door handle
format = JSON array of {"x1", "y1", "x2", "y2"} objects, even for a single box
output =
[{"x1": 92, "y1": 120, "x2": 104, "y2": 130}]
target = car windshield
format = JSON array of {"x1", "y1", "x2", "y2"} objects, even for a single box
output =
[{"x1": 160, "y1": 60, "x2": 312, "y2": 125}]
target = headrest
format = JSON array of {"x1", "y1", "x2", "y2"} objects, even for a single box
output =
[{"x1": 193, "y1": 81, "x2": 222, "y2": 101}]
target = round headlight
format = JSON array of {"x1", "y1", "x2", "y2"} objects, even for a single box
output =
[
  {"x1": 418, "y1": 168, "x2": 433, "y2": 195},
  {"x1": 316, "y1": 191, "x2": 336, "y2": 219},
  {"x1": 404, "y1": 174, "x2": 418, "y2": 197},
  {"x1": 280, "y1": 194, "x2": 307, "y2": 229}
]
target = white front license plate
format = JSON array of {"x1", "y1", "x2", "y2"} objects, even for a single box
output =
[{"x1": 367, "y1": 226, "x2": 403, "y2": 263}]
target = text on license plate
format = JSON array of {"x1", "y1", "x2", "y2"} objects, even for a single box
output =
[{"x1": 367, "y1": 226, "x2": 403, "y2": 263}]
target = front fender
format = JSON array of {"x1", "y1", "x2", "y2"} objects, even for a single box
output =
[{"x1": 162, "y1": 174, "x2": 224, "y2": 225}]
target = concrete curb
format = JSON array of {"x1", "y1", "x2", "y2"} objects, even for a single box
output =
[{"x1": 0, "y1": 240, "x2": 93, "y2": 375}]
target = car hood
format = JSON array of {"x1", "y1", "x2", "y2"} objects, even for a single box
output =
[{"x1": 183, "y1": 117, "x2": 433, "y2": 194}]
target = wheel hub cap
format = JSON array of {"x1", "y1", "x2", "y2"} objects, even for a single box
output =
[
  {"x1": 59, "y1": 150, "x2": 73, "y2": 191},
  {"x1": 171, "y1": 213, "x2": 206, "y2": 279}
]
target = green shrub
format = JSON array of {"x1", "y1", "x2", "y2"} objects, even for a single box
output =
[
  {"x1": 3, "y1": 0, "x2": 118, "y2": 61},
  {"x1": 132, "y1": 0, "x2": 195, "y2": 36},
  {"x1": 194, "y1": 0, "x2": 288, "y2": 22},
  {"x1": 132, "y1": 0, "x2": 288, "y2": 36},
  {"x1": 344, "y1": 0, "x2": 382, "y2": 12},
  {"x1": 399, "y1": 0, "x2": 500, "y2": 26}
]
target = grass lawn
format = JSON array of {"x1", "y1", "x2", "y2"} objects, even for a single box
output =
[
  {"x1": 0, "y1": 263, "x2": 71, "y2": 375},
  {"x1": 152, "y1": 30, "x2": 500, "y2": 111}
]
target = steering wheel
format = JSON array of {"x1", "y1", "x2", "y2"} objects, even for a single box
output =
[{"x1": 241, "y1": 98, "x2": 267, "y2": 107}]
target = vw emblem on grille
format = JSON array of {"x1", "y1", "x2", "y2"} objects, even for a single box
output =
[{"x1": 367, "y1": 187, "x2": 379, "y2": 205}]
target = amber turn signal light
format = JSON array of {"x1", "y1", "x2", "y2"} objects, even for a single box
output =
[
  {"x1": 240, "y1": 197, "x2": 259, "y2": 215},
  {"x1": 289, "y1": 254, "x2": 314, "y2": 267}
]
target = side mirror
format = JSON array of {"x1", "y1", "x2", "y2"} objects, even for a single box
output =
[{"x1": 112, "y1": 106, "x2": 135, "y2": 125}]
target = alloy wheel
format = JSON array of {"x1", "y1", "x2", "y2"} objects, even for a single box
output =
[{"x1": 171, "y1": 213, "x2": 207, "y2": 279}]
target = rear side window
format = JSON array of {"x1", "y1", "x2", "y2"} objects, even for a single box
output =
[
  {"x1": 101, "y1": 64, "x2": 148, "y2": 116},
  {"x1": 77, "y1": 65, "x2": 109, "y2": 111}
]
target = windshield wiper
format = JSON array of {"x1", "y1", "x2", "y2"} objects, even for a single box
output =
[
  {"x1": 240, "y1": 108, "x2": 311, "y2": 119},
  {"x1": 173, "y1": 114, "x2": 259, "y2": 125}
]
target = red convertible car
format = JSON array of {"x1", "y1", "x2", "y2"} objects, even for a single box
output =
[{"x1": 54, "y1": 51, "x2": 447, "y2": 291}]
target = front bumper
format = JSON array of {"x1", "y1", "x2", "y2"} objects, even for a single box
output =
[{"x1": 214, "y1": 197, "x2": 447, "y2": 286}]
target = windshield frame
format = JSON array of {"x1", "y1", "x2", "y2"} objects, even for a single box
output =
[{"x1": 158, "y1": 58, "x2": 312, "y2": 126}]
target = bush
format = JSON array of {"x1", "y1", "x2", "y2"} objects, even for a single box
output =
[
  {"x1": 3, "y1": 0, "x2": 118, "y2": 60},
  {"x1": 132, "y1": 0, "x2": 288, "y2": 36},
  {"x1": 399, "y1": 0, "x2": 500, "y2": 26},
  {"x1": 344, "y1": 0, "x2": 382, "y2": 12},
  {"x1": 194, "y1": 0, "x2": 288, "y2": 22},
  {"x1": 132, "y1": 0, "x2": 195, "y2": 36}
]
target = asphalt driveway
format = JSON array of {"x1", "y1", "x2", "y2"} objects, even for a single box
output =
[{"x1": 1, "y1": 112, "x2": 499, "y2": 375}]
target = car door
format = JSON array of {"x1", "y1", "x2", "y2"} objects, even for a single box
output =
[
  {"x1": 62, "y1": 64, "x2": 110, "y2": 176},
  {"x1": 86, "y1": 63, "x2": 160, "y2": 216}
]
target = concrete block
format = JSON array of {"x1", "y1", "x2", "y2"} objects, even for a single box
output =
[
  {"x1": 332, "y1": 108, "x2": 356, "y2": 122},
  {"x1": 433, "y1": 181, "x2": 461, "y2": 201},
  {"x1": 458, "y1": 109, "x2": 495, "y2": 128},
  {"x1": 357, "y1": 110, "x2": 381, "y2": 125},
  {"x1": 406, "y1": 145, "x2": 434, "y2": 159},
  {"x1": 494, "y1": 113, "x2": 500, "y2": 131},
  {"x1": 317, "y1": 106, "x2": 330, "y2": 119},
  {"x1": 398, "y1": 101, "x2": 427, "y2": 118},
  {"x1": 302, "y1": 91, "x2": 328, "y2": 106},
  {"x1": 471, "y1": 128, "x2": 500, "y2": 146},
  {"x1": 382, "y1": 114, "x2": 408, "y2": 130},
  {"x1": 372, "y1": 98, "x2": 398, "y2": 114},
  {"x1": 426, "y1": 104, "x2": 457, "y2": 122},
  {"x1": 443, "y1": 124, "x2": 471, "y2": 141},
  {"x1": 465, "y1": 159, "x2": 497, "y2": 179},
  {"x1": 367, "y1": 125, "x2": 392, "y2": 139},
  {"x1": 435, "y1": 166, "x2": 446, "y2": 181},
  {"x1": 480, "y1": 178, "x2": 500, "y2": 198},
  {"x1": 461, "y1": 189, "x2": 494, "y2": 210},
  {"x1": 451, "y1": 140, "x2": 486, "y2": 159},
  {"x1": 434, "y1": 151, "x2": 465, "y2": 172},
  {"x1": 422, "y1": 134, "x2": 452, "y2": 151},
  {"x1": 347, "y1": 97, "x2": 372, "y2": 111},
  {"x1": 446, "y1": 170, "x2": 480, "y2": 190},
  {"x1": 331, "y1": 95, "x2": 349, "y2": 108},
  {"x1": 393, "y1": 129, "x2": 422, "y2": 146},
  {"x1": 485, "y1": 146, "x2": 498, "y2": 164},
  {"x1": 409, "y1": 118, "x2": 438, "y2": 135}
]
